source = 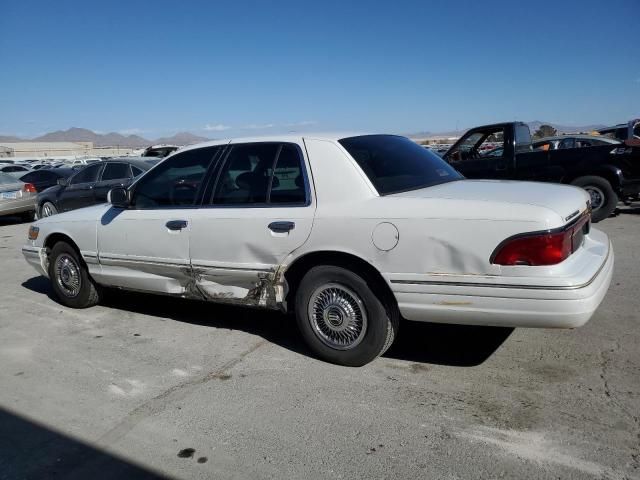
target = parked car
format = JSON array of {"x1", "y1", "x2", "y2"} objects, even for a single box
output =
[
  {"x1": 0, "y1": 164, "x2": 32, "y2": 177},
  {"x1": 0, "y1": 172, "x2": 37, "y2": 220},
  {"x1": 443, "y1": 122, "x2": 640, "y2": 222},
  {"x1": 597, "y1": 119, "x2": 640, "y2": 144},
  {"x1": 37, "y1": 158, "x2": 154, "y2": 217},
  {"x1": 19, "y1": 168, "x2": 75, "y2": 193},
  {"x1": 22, "y1": 134, "x2": 612, "y2": 366},
  {"x1": 532, "y1": 135, "x2": 620, "y2": 151},
  {"x1": 142, "y1": 144, "x2": 179, "y2": 158}
]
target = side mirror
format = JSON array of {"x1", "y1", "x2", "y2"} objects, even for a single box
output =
[
  {"x1": 107, "y1": 187, "x2": 130, "y2": 208},
  {"x1": 57, "y1": 178, "x2": 68, "y2": 186}
]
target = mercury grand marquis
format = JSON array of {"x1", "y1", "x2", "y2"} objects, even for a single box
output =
[{"x1": 22, "y1": 134, "x2": 614, "y2": 366}]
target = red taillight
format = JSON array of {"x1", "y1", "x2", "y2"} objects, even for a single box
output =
[
  {"x1": 492, "y1": 231, "x2": 572, "y2": 266},
  {"x1": 22, "y1": 183, "x2": 37, "y2": 193},
  {"x1": 492, "y1": 214, "x2": 590, "y2": 266}
]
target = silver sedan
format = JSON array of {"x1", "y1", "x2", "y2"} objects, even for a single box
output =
[{"x1": 0, "y1": 172, "x2": 37, "y2": 220}]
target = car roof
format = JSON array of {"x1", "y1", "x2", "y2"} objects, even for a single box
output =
[{"x1": 175, "y1": 132, "x2": 382, "y2": 155}]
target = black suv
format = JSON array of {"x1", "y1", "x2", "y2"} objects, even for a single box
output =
[{"x1": 37, "y1": 158, "x2": 155, "y2": 217}]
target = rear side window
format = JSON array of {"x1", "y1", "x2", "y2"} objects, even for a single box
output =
[
  {"x1": 101, "y1": 163, "x2": 131, "y2": 181},
  {"x1": 210, "y1": 143, "x2": 307, "y2": 206},
  {"x1": 70, "y1": 164, "x2": 102, "y2": 185},
  {"x1": 339, "y1": 135, "x2": 462, "y2": 195},
  {"x1": 270, "y1": 144, "x2": 306, "y2": 204},
  {"x1": 132, "y1": 146, "x2": 220, "y2": 208},
  {"x1": 212, "y1": 143, "x2": 279, "y2": 205}
]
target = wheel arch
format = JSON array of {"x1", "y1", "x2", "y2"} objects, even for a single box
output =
[
  {"x1": 563, "y1": 165, "x2": 623, "y2": 192},
  {"x1": 282, "y1": 250, "x2": 397, "y2": 314},
  {"x1": 44, "y1": 232, "x2": 83, "y2": 260}
]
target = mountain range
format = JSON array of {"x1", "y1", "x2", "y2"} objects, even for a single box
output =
[
  {"x1": 1, "y1": 121, "x2": 611, "y2": 147},
  {"x1": 0, "y1": 128, "x2": 210, "y2": 148}
]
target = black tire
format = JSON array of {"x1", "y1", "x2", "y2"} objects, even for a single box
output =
[
  {"x1": 570, "y1": 176, "x2": 618, "y2": 223},
  {"x1": 48, "y1": 241, "x2": 101, "y2": 308},
  {"x1": 20, "y1": 211, "x2": 35, "y2": 222},
  {"x1": 40, "y1": 201, "x2": 58, "y2": 218},
  {"x1": 294, "y1": 266, "x2": 399, "y2": 367}
]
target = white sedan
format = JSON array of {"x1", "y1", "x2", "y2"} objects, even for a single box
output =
[{"x1": 22, "y1": 134, "x2": 613, "y2": 366}]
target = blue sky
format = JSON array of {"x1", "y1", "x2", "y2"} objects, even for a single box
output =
[{"x1": 0, "y1": 0, "x2": 638, "y2": 138}]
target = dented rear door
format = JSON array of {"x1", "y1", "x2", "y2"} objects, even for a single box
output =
[{"x1": 188, "y1": 141, "x2": 315, "y2": 307}]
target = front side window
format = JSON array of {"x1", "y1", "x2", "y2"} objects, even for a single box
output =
[
  {"x1": 339, "y1": 135, "x2": 462, "y2": 195},
  {"x1": 101, "y1": 163, "x2": 131, "y2": 181},
  {"x1": 131, "y1": 146, "x2": 220, "y2": 208},
  {"x1": 448, "y1": 129, "x2": 505, "y2": 162},
  {"x1": 70, "y1": 164, "x2": 102, "y2": 185}
]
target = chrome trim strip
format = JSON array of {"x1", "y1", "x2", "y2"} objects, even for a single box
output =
[
  {"x1": 99, "y1": 256, "x2": 189, "y2": 268},
  {"x1": 391, "y1": 244, "x2": 611, "y2": 291},
  {"x1": 99, "y1": 256, "x2": 272, "y2": 273},
  {"x1": 191, "y1": 264, "x2": 273, "y2": 273},
  {"x1": 21, "y1": 247, "x2": 41, "y2": 257}
]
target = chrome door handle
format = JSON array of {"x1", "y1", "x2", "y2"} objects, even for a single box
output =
[
  {"x1": 268, "y1": 221, "x2": 295, "y2": 233},
  {"x1": 166, "y1": 220, "x2": 188, "y2": 231}
]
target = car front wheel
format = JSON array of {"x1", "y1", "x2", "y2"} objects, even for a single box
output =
[
  {"x1": 295, "y1": 266, "x2": 399, "y2": 366},
  {"x1": 48, "y1": 241, "x2": 101, "y2": 308}
]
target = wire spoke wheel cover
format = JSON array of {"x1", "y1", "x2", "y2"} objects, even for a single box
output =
[
  {"x1": 308, "y1": 283, "x2": 368, "y2": 350},
  {"x1": 54, "y1": 254, "x2": 82, "y2": 298},
  {"x1": 584, "y1": 186, "x2": 605, "y2": 211}
]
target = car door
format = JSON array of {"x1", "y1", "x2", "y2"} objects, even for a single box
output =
[
  {"x1": 94, "y1": 162, "x2": 133, "y2": 204},
  {"x1": 57, "y1": 163, "x2": 103, "y2": 212},
  {"x1": 188, "y1": 141, "x2": 315, "y2": 306},
  {"x1": 95, "y1": 146, "x2": 223, "y2": 294}
]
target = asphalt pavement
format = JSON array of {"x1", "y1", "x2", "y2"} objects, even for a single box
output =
[{"x1": 0, "y1": 208, "x2": 638, "y2": 480}]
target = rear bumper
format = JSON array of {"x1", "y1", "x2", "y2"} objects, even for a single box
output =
[
  {"x1": 389, "y1": 233, "x2": 614, "y2": 329},
  {"x1": 0, "y1": 196, "x2": 36, "y2": 216},
  {"x1": 22, "y1": 246, "x2": 49, "y2": 278}
]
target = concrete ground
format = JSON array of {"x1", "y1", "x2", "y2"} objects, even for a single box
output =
[{"x1": 0, "y1": 209, "x2": 638, "y2": 480}]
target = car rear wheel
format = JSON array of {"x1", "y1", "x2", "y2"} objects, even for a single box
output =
[
  {"x1": 294, "y1": 266, "x2": 399, "y2": 366},
  {"x1": 48, "y1": 241, "x2": 101, "y2": 308},
  {"x1": 570, "y1": 176, "x2": 618, "y2": 223},
  {"x1": 41, "y1": 201, "x2": 58, "y2": 218}
]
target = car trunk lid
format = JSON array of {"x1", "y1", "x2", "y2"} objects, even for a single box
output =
[{"x1": 388, "y1": 179, "x2": 591, "y2": 223}]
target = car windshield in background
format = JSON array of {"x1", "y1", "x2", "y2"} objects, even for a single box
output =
[{"x1": 339, "y1": 135, "x2": 462, "y2": 195}]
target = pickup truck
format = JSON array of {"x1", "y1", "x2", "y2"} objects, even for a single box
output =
[{"x1": 443, "y1": 121, "x2": 640, "y2": 222}]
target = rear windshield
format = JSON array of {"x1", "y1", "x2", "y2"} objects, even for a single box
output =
[
  {"x1": 0, "y1": 172, "x2": 18, "y2": 185},
  {"x1": 339, "y1": 135, "x2": 462, "y2": 195}
]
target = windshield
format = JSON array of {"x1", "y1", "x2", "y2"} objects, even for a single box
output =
[
  {"x1": 339, "y1": 135, "x2": 462, "y2": 195},
  {"x1": 0, "y1": 172, "x2": 19, "y2": 185}
]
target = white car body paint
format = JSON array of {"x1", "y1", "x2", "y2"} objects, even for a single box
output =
[{"x1": 22, "y1": 133, "x2": 613, "y2": 329}]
